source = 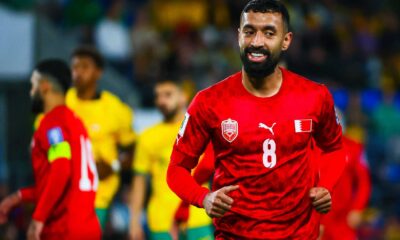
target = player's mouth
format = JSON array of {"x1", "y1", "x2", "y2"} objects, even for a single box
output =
[{"x1": 247, "y1": 52, "x2": 268, "y2": 62}]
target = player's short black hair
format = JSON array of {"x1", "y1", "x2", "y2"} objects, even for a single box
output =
[
  {"x1": 71, "y1": 46, "x2": 105, "y2": 69},
  {"x1": 35, "y1": 59, "x2": 71, "y2": 94},
  {"x1": 155, "y1": 78, "x2": 184, "y2": 89},
  {"x1": 241, "y1": 0, "x2": 291, "y2": 32}
]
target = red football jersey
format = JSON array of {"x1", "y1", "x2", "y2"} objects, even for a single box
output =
[
  {"x1": 169, "y1": 68, "x2": 344, "y2": 239},
  {"x1": 321, "y1": 136, "x2": 371, "y2": 240},
  {"x1": 20, "y1": 106, "x2": 100, "y2": 239}
]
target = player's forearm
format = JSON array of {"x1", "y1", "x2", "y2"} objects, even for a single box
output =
[
  {"x1": 19, "y1": 186, "x2": 36, "y2": 203},
  {"x1": 118, "y1": 143, "x2": 134, "y2": 171},
  {"x1": 130, "y1": 174, "x2": 146, "y2": 222},
  {"x1": 193, "y1": 144, "x2": 214, "y2": 185},
  {"x1": 167, "y1": 163, "x2": 209, "y2": 208},
  {"x1": 318, "y1": 148, "x2": 346, "y2": 192},
  {"x1": 352, "y1": 164, "x2": 371, "y2": 210},
  {"x1": 33, "y1": 158, "x2": 71, "y2": 222}
]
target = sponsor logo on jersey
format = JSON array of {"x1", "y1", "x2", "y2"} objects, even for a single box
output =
[
  {"x1": 176, "y1": 112, "x2": 190, "y2": 144},
  {"x1": 294, "y1": 119, "x2": 312, "y2": 133},
  {"x1": 221, "y1": 118, "x2": 238, "y2": 142},
  {"x1": 335, "y1": 107, "x2": 341, "y2": 125},
  {"x1": 259, "y1": 122, "x2": 276, "y2": 135},
  {"x1": 179, "y1": 112, "x2": 190, "y2": 137},
  {"x1": 47, "y1": 127, "x2": 64, "y2": 145}
]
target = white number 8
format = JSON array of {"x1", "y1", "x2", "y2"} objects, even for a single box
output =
[{"x1": 263, "y1": 139, "x2": 277, "y2": 168}]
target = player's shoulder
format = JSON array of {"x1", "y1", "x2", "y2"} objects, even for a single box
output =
[
  {"x1": 101, "y1": 91, "x2": 132, "y2": 110},
  {"x1": 283, "y1": 68, "x2": 328, "y2": 93},
  {"x1": 37, "y1": 106, "x2": 80, "y2": 136},
  {"x1": 101, "y1": 90, "x2": 123, "y2": 104},
  {"x1": 195, "y1": 71, "x2": 241, "y2": 100},
  {"x1": 66, "y1": 88, "x2": 78, "y2": 105},
  {"x1": 141, "y1": 122, "x2": 165, "y2": 136},
  {"x1": 343, "y1": 136, "x2": 363, "y2": 151},
  {"x1": 44, "y1": 106, "x2": 79, "y2": 125},
  {"x1": 137, "y1": 122, "x2": 165, "y2": 143}
]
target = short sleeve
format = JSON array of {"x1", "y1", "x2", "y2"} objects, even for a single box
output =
[
  {"x1": 133, "y1": 133, "x2": 152, "y2": 175},
  {"x1": 172, "y1": 92, "x2": 212, "y2": 169},
  {"x1": 313, "y1": 86, "x2": 342, "y2": 152},
  {"x1": 116, "y1": 102, "x2": 136, "y2": 147}
]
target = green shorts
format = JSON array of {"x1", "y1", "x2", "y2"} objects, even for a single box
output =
[
  {"x1": 150, "y1": 225, "x2": 214, "y2": 240},
  {"x1": 95, "y1": 208, "x2": 108, "y2": 230}
]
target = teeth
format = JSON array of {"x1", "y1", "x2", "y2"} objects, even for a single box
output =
[{"x1": 251, "y1": 53, "x2": 264, "y2": 57}]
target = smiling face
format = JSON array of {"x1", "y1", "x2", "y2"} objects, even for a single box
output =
[{"x1": 238, "y1": 11, "x2": 292, "y2": 79}]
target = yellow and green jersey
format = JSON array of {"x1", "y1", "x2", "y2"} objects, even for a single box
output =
[
  {"x1": 66, "y1": 88, "x2": 135, "y2": 208},
  {"x1": 133, "y1": 121, "x2": 211, "y2": 232}
]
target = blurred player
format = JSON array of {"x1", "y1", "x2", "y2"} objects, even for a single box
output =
[
  {"x1": 0, "y1": 59, "x2": 100, "y2": 239},
  {"x1": 167, "y1": 0, "x2": 346, "y2": 239},
  {"x1": 130, "y1": 79, "x2": 213, "y2": 240},
  {"x1": 68, "y1": 46, "x2": 136, "y2": 229},
  {"x1": 320, "y1": 110, "x2": 371, "y2": 240}
]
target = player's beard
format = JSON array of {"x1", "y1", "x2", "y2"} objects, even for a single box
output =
[
  {"x1": 31, "y1": 92, "x2": 44, "y2": 114},
  {"x1": 160, "y1": 105, "x2": 179, "y2": 122},
  {"x1": 240, "y1": 46, "x2": 281, "y2": 79}
]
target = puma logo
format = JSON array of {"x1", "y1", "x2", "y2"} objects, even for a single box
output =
[{"x1": 259, "y1": 122, "x2": 276, "y2": 135}]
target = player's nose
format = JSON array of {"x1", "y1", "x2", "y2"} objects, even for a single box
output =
[{"x1": 251, "y1": 31, "x2": 265, "y2": 48}]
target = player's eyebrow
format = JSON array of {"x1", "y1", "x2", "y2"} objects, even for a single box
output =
[
  {"x1": 242, "y1": 24, "x2": 256, "y2": 30},
  {"x1": 262, "y1": 25, "x2": 277, "y2": 32},
  {"x1": 242, "y1": 24, "x2": 277, "y2": 32}
]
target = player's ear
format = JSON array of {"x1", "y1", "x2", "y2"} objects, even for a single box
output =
[
  {"x1": 39, "y1": 78, "x2": 51, "y2": 95},
  {"x1": 281, "y1": 32, "x2": 293, "y2": 51}
]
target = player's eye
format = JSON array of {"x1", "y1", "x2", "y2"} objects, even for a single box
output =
[
  {"x1": 243, "y1": 29, "x2": 254, "y2": 36},
  {"x1": 265, "y1": 31, "x2": 274, "y2": 37}
]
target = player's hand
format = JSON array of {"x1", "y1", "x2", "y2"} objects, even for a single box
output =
[
  {"x1": 318, "y1": 224, "x2": 325, "y2": 240},
  {"x1": 0, "y1": 192, "x2": 21, "y2": 224},
  {"x1": 27, "y1": 220, "x2": 44, "y2": 240},
  {"x1": 96, "y1": 160, "x2": 113, "y2": 180},
  {"x1": 347, "y1": 210, "x2": 363, "y2": 229},
  {"x1": 169, "y1": 221, "x2": 181, "y2": 240},
  {"x1": 203, "y1": 185, "x2": 239, "y2": 218},
  {"x1": 129, "y1": 220, "x2": 144, "y2": 240},
  {"x1": 309, "y1": 187, "x2": 331, "y2": 214}
]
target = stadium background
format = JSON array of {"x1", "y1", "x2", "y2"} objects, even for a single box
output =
[{"x1": 0, "y1": 0, "x2": 399, "y2": 239}]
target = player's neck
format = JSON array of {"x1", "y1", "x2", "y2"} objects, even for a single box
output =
[
  {"x1": 242, "y1": 67, "x2": 283, "y2": 98},
  {"x1": 77, "y1": 86, "x2": 97, "y2": 100},
  {"x1": 164, "y1": 111, "x2": 185, "y2": 124},
  {"x1": 44, "y1": 93, "x2": 65, "y2": 114}
]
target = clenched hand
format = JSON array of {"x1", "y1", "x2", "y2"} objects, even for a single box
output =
[
  {"x1": 309, "y1": 187, "x2": 332, "y2": 214},
  {"x1": 203, "y1": 185, "x2": 239, "y2": 218}
]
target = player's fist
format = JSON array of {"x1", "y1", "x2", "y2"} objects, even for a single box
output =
[
  {"x1": 203, "y1": 185, "x2": 239, "y2": 218},
  {"x1": 0, "y1": 192, "x2": 21, "y2": 224},
  {"x1": 27, "y1": 220, "x2": 44, "y2": 240},
  {"x1": 309, "y1": 187, "x2": 331, "y2": 214},
  {"x1": 347, "y1": 210, "x2": 363, "y2": 229}
]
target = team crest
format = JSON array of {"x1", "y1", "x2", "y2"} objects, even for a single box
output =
[{"x1": 221, "y1": 118, "x2": 238, "y2": 143}]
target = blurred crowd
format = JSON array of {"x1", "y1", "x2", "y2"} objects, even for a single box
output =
[{"x1": 0, "y1": 0, "x2": 400, "y2": 239}]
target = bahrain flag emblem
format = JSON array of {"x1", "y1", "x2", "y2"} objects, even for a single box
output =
[{"x1": 294, "y1": 119, "x2": 313, "y2": 133}]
